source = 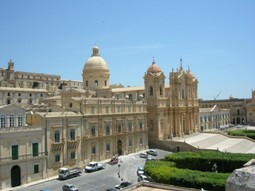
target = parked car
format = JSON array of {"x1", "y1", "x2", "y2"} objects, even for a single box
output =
[
  {"x1": 137, "y1": 166, "x2": 144, "y2": 175},
  {"x1": 138, "y1": 174, "x2": 149, "y2": 182},
  {"x1": 85, "y1": 161, "x2": 104, "y2": 172},
  {"x1": 139, "y1": 153, "x2": 148, "y2": 158},
  {"x1": 109, "y1": 156, "x2": 119, "y2": 165},
  {"x1": 62, "y1": 183, "x2": 79, "y2": 191},
  {"x1": 40, "y1": 189, "x2": 52, "y2": 191},
  {"x1": 115, "y1": 181, "x2": 131, "y2": 189},
  {"x1": 146, "y1": 149, "x2": 158, "y2": 156}
]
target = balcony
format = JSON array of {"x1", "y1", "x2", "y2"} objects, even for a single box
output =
[
  {"x1": 51, "y1": 139, "x2": 64, "y2": 151},
  {"x1": 67, "y1": 136, "x2": 80, "y2": 149}
]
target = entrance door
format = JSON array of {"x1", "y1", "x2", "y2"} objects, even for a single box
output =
[
  {"x1": 117, "y1": 140, "x2": 122, "y2": 156},
  {"x1": 11, "y1": 165, "x2": 21, "y2": 187}
]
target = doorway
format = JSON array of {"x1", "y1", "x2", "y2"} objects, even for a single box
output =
[{"x1": 11, "y1": 165, "x2": 21, "y2": 187}]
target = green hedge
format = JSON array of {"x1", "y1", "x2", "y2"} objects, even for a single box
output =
[
  {"x1": 164, "y1": 151, "x2": 255, "y2": 173},
  {"x1": 145, "y1": 160, "x2": 229, "y2": 191},
  {"x1": 228, "y1": 129, "x2": 255, "y2": 140}
]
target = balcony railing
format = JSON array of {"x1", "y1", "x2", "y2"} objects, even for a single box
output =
[{"x1": 67, "y1": 136, "x2": 80, "y2": 149}]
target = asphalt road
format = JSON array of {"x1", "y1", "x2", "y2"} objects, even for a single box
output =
[{"x1": 14, "y1": 149, "x2": 171, "y2": 191}]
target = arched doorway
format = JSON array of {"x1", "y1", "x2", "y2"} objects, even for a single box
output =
[
  {"x1": 11, "y1": 165, "x2": 21, "y2": 187},
  {"x1": 117, "y1": 140, "x2": 122, "y2": 156}
]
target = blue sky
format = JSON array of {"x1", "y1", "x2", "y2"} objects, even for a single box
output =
[{"x1": 0, "y1": 0, "x2": 254, "y2": 100}]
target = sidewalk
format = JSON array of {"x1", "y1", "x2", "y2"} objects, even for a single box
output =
[{"x1": 3, "y1": 175, "x2": 58, "y2": 191}]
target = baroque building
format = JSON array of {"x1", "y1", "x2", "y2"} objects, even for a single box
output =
[
  {"x1": 144, "y1": 59, "x2": 199, "y2": 145},
  {"x1": 0, "y1": 46, "x2": 199, "y2": 189}
]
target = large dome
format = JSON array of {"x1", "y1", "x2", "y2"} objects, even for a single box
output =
[
  {"x1": 83, "y1": 46, "x2": 109, "y2": 71},
  {"x1": 147, "y1": 59, "x2": 162, "y2": 73}
]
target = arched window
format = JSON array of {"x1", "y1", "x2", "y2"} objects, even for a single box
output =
[
  {"x1": 10, "y1": 114, "x2": 15, "y2": 127},
  {"x1": 18, "y1": 114, "x2": 23, "y2": 127},
  {"x1": 1, "y1": 115, "x2": 6, "y2": 128},
  {"x1": 149, "y1": 86, "x2": 153, "y2": 96}
]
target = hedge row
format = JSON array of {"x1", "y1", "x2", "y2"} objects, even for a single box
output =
[
  {"x1": 228, "y1": 129, "x2": 255, "y2": 140},
  {"x1": 164, "y1": 151, "x2": 255, "y2": 173},
  {"x1": 144, "y1": 160, "x2": 229, "y2": 191}
]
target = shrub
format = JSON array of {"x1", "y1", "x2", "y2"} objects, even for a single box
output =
[{"x1": 164, "y1": 151, "x2": 255, "y2": 173}]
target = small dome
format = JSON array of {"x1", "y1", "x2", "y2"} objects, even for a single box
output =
[
  {"x1": 147, "y1": 59, "x2": 162, "y2": 73},
  {"x1": 84, "y1": 46, "x2": 109, "y2": 71}
]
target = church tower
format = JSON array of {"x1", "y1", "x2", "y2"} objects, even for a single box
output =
[
  {"x1": 144, "y1": 59, "x2": 166, "y2": 145},
  {"x1": 169, "y1": 59, "x2": 199, "y2": 136}
]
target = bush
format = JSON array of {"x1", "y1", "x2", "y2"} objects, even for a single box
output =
[
  {"x1": 228, "y1": 129, "x2": 255, "y2": 140},
  {"x1": 164, "y1": 151, "x2": 255, "y2": 173},
  {"x1": 144, "y1": 160, "x2": 229, "y2": 191}
]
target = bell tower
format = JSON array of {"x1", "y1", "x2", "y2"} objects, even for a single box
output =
[{"x1": 144, "y1": 58, "x2": 166, "y2": 145}]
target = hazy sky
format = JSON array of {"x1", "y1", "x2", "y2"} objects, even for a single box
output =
[{"x1": 0, "y1": 0, "x2": 254, "y2": 100}]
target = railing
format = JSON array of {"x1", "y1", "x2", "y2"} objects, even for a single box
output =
[{"x1": 0, "y1": 152, "x2": 46, "y2": 163}]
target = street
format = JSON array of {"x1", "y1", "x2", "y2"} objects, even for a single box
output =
[{"x1": 14, "y1": 149, "x2": 171, "y2": 191}]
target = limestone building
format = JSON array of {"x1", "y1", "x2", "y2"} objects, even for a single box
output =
[
  {"x1": 144, "y1": 60, "x2": 199, "y2": 145},
  {"x1": 1, "y1": 46, "x2": 200, "y2": 189},
  {"x1": 0, "y1": 104, "x2": 47, "y2": 190},
  {"x1": 247, "y1": 90, "x2": 255, "y2": 125},
  {"x1": 199, "y1": 97, "x2": 251, "y2": 125},
  {"x1": 199, "y1": 105, "x2": 230, "y2": 131}
]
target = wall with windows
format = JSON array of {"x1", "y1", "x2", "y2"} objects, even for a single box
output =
[
  {"x1": 0, "y1": 104, "x2": 46, "y2": 190},
  {"x1": 199, "y1": 105, "x2": 230, "y2": 131}
]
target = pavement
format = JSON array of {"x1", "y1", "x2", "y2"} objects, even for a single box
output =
[{"x1": 173, "y1": 128, "x2": 255, "y2": 154}]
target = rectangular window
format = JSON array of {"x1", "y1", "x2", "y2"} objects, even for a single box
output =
[
  {"x1": 128, "y1": 106, "x2": 131, "y2": 113},
  {"x1": 1, "y1": 115, "x2": 6, "y2": 128},
  {"x1": 118, "y1": 123, "x2": 122, "y2": 134},
  {"x1": 91, "y1": 126, "x2": 96, "y2": 136},
  {"x1": 91, "y1": 106, "x2": 95, "y2": 114},
  {"x1": 55, "y1": 154, "x2": 60, "y2": 162},
  {"x1": 55, "y1": 130, "x2": 60, "y2": 143},
  {"x1": 18, "y1": 114, "x2": 23, "y2": 127},
  {"x1": 10, "y1": 115, "x2": 15, "y2": 127},
  {"x1": 128, "y1": 121, "x2": 132, "y2": 132},
  {"x1": 129, "y1": 139, "x2": 132, "y2": 147},
  {"x1": 71, "y1": 151, "x2": 76, "y2": 159},
  {"x1": 106, "y1": 143, "x2": 110, "y2": 152},
  {"x1": 12, "y1": 145, "x2": 19, "y2": 160},
  {"x1": 32, "y1": 143, "x2": 39, "y2": 157},
  {"x1": 34, "y1": 164, "x2": 39, "y2": 174},
  {"x1": 105, "y1": 106, "x2": 109, "y2": 113},
  {"x1": 117, "y1": 106, "x2": 121, "y2": 113},
  {"x1": 139, "y1": 121, "x2": 143, "y2": 130},
  {"x1": 70, "y1": 129, "x2": 75, "y2": 141},
  {"x1": 139, "y1": 136, "x2": 143, "y2": 144},
  {"x1": 105, "y1": 124, "x2": 110, "y2": 135},
  {"x1": 92, "y1": 146, "x2": 96, "y2": 154},
  {"x1": 86, "y1": 80, "x2": 88, "y2": 87}
]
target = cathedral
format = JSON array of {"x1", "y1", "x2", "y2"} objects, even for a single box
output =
[{"x1": 0, "y1": 45, "x2": 199, "y2": 189}]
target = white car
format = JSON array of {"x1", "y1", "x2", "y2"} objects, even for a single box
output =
[
  {"x1": 139, "y1": 153, "x2": 148, "y2": 158},
  {"x1": 137, "y1": 166, "x2": 144, "y2": 175},
  {"x1": 138, "y1": 174, "x2": 149, "y2": 182},
  {"x1": 146, "y1": 149, "x2": 158, "y2": 156},
  {"x1": 62, "y1": 183, "x2": 78, "y2": 191}
]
